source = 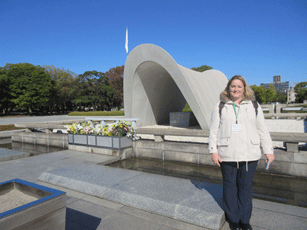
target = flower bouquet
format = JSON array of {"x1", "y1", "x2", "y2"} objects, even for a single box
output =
[{"x1": 65, "y1": 120, "x2": 135, "y2": 149}]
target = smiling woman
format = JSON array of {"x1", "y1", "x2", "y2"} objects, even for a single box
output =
[
  {"x1": 209, "y1": 75, "x2": 275, "y2": 230},
  {"x1": 229, "y1": 79, "x2": 244, "y2": 104}
]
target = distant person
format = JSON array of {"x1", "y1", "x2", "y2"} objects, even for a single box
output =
[{"x1": 209, "y1": 75, "x2": 275, "y2": 230}]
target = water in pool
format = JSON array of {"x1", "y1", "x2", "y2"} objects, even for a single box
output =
[
  {"x1": 0, "y1": 141, "x2": 67, "y2": 156},
  {"x1": 107, "y1": 157, "x2": 307, "y2": 208}
]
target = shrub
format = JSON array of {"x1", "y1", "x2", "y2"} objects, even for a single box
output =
[{"x1": 68, "y1": 111, "x2": 124, "y2": 116}]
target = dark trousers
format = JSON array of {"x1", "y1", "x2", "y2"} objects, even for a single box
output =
[{"x1": 220, "y1": 161, "x2": 258, "y2": 224}]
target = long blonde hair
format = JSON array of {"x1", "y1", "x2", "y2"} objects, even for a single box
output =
[{"x1": 222, "y1": 75, "x2": 254, "y2": 101}]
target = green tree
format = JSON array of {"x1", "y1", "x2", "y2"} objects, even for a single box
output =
[
  {"x1": 191, "y1": 65, "x2": 213, "y2": 72},
  {"x1": 266, "y1": 84, "x2": 276, "y2": 103},
  {"x1": 274, "y1": 91, "x2": 287, "y2": 103},
  {"x1": 250, "y1": 85, "x2": 267, "y2": 104},
  {"x1": 0, "y1": 67, "x2": 13, "y2": 114},
  {"x1": 42, "y1": 65, "x2": 77, "y2": 112},
  {"x1": 294, "y1": 82, "x2": 307, "y2": 103},
  {"x1": 76, "y1": 71, "x2": 117, "y2": 111},
  {"x1": 182, "y1": 103, "x2": 192, "y2": 112},
  {"x1": 105, "y1": 65, "x2": 124, "y2": 108},
  {"x1": 5, "y1": 63, "x2": 55, "y2": 114}
]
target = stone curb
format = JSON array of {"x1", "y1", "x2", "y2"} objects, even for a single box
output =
[
  {"x1": 38, "y1": 163, "x2": 225, "y2": 230},
  {"x1": 0, "y1": 130, "x2": 25, "y2": 139},
  {"x1": 0, "y1": 148, "x2": 30, "y2": 162}
]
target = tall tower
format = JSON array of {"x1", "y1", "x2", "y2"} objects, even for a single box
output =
[{"x1": 273, "y1": 75, "x2": 281, "y2": 83}]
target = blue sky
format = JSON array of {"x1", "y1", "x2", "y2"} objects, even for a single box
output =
[{"x1": 1, "y1": 0, "x2": 306, "y2": 86}]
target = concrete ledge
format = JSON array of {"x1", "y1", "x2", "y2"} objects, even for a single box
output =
[
  {"x1": 14, "y1": 119, "x2": 86, "y2": 133},
  {"x1": 0, "y1": 179, "x2": 66, "y2": 230},
  {"x1": 136, "y1": 128, "x2": 307, "y2": 153},
  {"x1": 14, "y1": 119, "x2": 86, "y2": 129},
  {"x1": 12, "y1": 133, "x2": 68, "y2": 148},
  {"x1": 0, "y1": 129, "x2": 25, "y2": 139},
  {"x1": 0, "y1": 148, "x2": 30, "y2": 162},
  {"x1": 68, "y1": 145, "x2": 134, "y2": 160},
  {"x1": 136, "y1": 128, "x2": 307, "y2": 143},
  {"x1": 134, "y1": 140, "x2": 214, "y2": 166},
  {"x1": 270, "y1": 132, "x2": 307, "y2": 142},
  {"x1": 39, "y1": 163, "x2": 225, "y2": 230},
  {"x1": 264, "y1": 113, "x2": 307, "y2": 119},
  {"x1": 136, "y1": 127, "x2": 210, "y2": 137},
  {"x1": 134, "y1": 140, "x2": 307, "y2": 178}
]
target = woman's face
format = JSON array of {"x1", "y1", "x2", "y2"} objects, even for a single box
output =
[{"x1": 229, "y1": 79, "x2": 244, "y2": 101}]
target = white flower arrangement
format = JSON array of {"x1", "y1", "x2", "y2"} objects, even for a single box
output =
[{"x1": 65, "y1": 120, "x2": 134, "y2": 137}]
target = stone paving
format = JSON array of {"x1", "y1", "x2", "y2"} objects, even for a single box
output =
[
  {"x1": 0, "y1": 149, "x2": 306, "y2": 229},
  {"x1": 39, "y1": 163, "x2": 225, "y2": 229},
  {"x1": 0, "y1": 148, "x2": 30, "y2": 162}
]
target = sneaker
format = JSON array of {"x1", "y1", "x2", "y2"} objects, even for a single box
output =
[
  {"x1": 241, "y1": 223, "x2": 253, "y2": 230},
  {"x1": 229, "y1": 222, "x2": 241, "y2": 230}
]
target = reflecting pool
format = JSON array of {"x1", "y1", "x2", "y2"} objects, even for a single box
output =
[{"x1": 107, "y1": 157, "x2": 307, "y2": 208}]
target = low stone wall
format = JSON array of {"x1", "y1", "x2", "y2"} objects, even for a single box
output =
[
  {"x1": 68, "y1": 144, "x2": 134, "y2": 160},
  {"x1": 9, "y1": 126, "x2": 307, "y2": 178},
  {"x1": 12, "y1": 132, "x2": 68, "y2": 148},
  {"x1": 261, "y1": 103, "x2": 307, "y2": 119},
  {"x1": 133, "y1": 140, "x2": 307, "y2": 178},
  {"x1": 133, "y1": 140, "x2": 209, "y2": 164}
]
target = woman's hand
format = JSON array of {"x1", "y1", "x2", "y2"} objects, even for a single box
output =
[
  {"x1": 266, "y1": 154, "x2": 275, "y2": 163},
  {"x1": 212, "y1": 153, "x2": 222, "y2": 167}
]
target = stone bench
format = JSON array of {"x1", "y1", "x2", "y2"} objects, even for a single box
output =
[
  {"x1": 270, "y1": 132, "x2": 307, "y2": 152},
  {"x1": 135, "y1": 128, "x2": 307, "y2": 152},
  {"x1": 264, "y1": 113, "x2": 307, "y2": 119},
  {"x1": 136, "y1": 127, "x2": 209, "y2": 142}
]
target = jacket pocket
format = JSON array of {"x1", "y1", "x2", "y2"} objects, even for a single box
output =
[
  {"x1": 218, "y1": 137, "x2": 230, "y2": 156},
  {"x1": 249, "y1": 138, "x2": 261, "y2": 157},
  {"x1": 250, "y1": 138, "x2": 260, "y2": 145},
  {"x1": 218, "y1": 137, "x2": 230, "y2": 146}
]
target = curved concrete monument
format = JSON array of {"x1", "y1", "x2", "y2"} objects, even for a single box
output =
[{"x1": 124, "y1": 44, "x2": 228, "y2": 130}]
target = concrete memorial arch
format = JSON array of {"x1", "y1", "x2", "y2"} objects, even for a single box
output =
[{"x1": 124, "y1": 44, "x2": 228, "y2": 130}]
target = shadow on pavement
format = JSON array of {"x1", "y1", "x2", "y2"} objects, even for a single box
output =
[
  {"x1": 66, "y1": 208, "x2": 101, "y2": 230},
  {"x1": 191, "y1": 180, "x2": 224, "y2": 209}
]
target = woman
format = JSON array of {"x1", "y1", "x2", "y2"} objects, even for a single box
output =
[{"x1": 209, "y1": 75, "x2": 275, "y2": 230}]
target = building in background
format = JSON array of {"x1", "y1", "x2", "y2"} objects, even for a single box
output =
[
  {"x1": 260, "y1": 75, "x2": 289, "y2": 92},
  {"x1": 287, "y1": 84, "x2": 297, "y2": 104}
]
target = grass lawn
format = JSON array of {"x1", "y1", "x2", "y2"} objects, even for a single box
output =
[{"x1": 0, "y1": 124, "x2": 24, "y2": 131}]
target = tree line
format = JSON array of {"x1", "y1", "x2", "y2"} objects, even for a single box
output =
[
  {"x1": 0, "y1": 63, "x2": 124, "y2": 115},
  {"x1": 192, "y1": 65, "x2": 306, "y2": 104},
  {"x1": 250, "y1": 84, "x2": 287, "y2": 104},
  {"x1": 251, "y1": 83, "x2": 307, "y2": 104},
  {"x1": 1, "y1": 63, "x2": 305, "y2": 115}
]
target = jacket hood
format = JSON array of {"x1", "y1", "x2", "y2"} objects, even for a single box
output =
[{"x1": 220, "y1": 90, "x2": 256, "y2": 103}]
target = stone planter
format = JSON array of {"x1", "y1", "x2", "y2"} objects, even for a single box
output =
[
  {"x1": 113, "y1": 136, "x2": 132, "y2": 149},
  {"x1": 0, "y1": 178, "x2": 66, "y2": 230},
  {"x1": 68, "y1": 133, "x2": 74, "y2": 145},
  {"x1": 170, "y1": 112, "x2": 191, "y2": 127},
  {"x1": 96, "y1": 136, "x2": 113, "y2": 148},
  {"x1": 73, "y1": 134, "x2": 88, "y2": 145},
  {"x1": 68, "y1": 134, "x2": 132, "y2": 149},
  {"x1": 87, "y1": 135, "x2": 97, "y2": 146}
]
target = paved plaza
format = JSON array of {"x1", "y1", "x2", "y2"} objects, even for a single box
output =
[
  {"x1": 0, "y1": 116, "x2": 306, "y2": 229},
  {"x1": 0, "y1": 149, "x2": 306, "y2": 230}
]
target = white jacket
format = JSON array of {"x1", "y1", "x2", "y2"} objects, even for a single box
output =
[{"x1": 209, "y1": 97, "x2": 273, "y2": 162}]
